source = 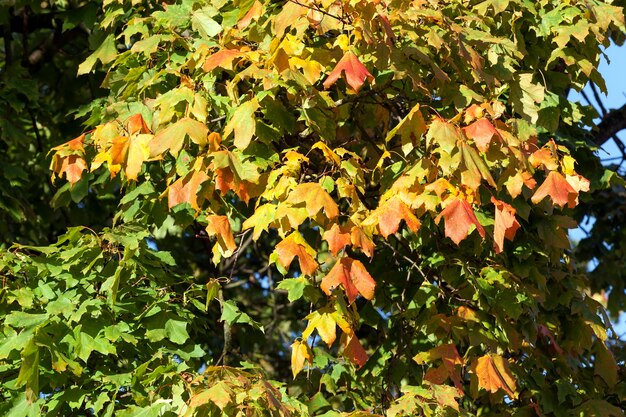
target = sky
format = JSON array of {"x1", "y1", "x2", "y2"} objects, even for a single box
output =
[{"x1": 568, "y1": 43, "x2": 626, "y2": 339}]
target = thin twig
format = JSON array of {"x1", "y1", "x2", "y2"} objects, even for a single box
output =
[{"x1": 589, "y1": 82, "x2": 607, "y2": 117}]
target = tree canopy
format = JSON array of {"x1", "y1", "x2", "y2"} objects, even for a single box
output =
[{"x1": 1, "y1": 0, "x2": 625, "y2": 415}]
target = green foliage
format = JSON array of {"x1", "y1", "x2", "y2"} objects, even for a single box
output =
[{"x1": 1, "y1": 0, "x2": 625, "y2": 415}]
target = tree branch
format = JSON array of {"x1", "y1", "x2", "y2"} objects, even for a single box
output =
[{"x1": 594, "y1": 103, "x2": 626, "y2": 146}]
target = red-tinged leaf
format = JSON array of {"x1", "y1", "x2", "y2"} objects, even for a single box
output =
[
  {"x1": 105, "y1": 134, "x2": 151, "y2": 181},
  {"x1": 149, "y1": 118, "x2": 208, "y2": 157},
  {"x1": 537, "y1": 324, "x2": 564, "y2": 355},
  {"x1": 363, "y1": 197, "x2": 420, "y2": 238},
  {"x1": 531, "y1": 171, "x2": 578, "y2": 208},
  {"x1": 377, "y1": 13, "x2": 395, "y2": 45},
  {"x1": 168, "y1": 171, "x2": 210, "y2": 211},
  {"x1": 565, "y1": 174, "x2": 590, "y2": 206},
  {"x1": 471, "y1": 354, "x2": 517, "y2": 398},
  {"x1": 274, "y1": 233, "x2": 318, "y2": 276},
  {"x1": 126, "y1": 113, "x2": 151, "y2": 135},
  {"x1": 203, "y1": 49, "x2": 242, "y2": 72},
  {"x1": 290, "y1": 339, "x2": 313, "y2": 378},
  {"x1": 51, "y1": 133, "x2": 85, "y2": 152},
  {"x1": 286, "y1": 182, "x2": 339, "y2": 221},
  {"x1": 212, "y1": 150, "x2": 260, "y2": 203},
  {"x1": 505, "y1": 170, "x2": 536, "y2": 198},
  {"x1": 321, "y1": 257, "x2": 376, "y2": 304},
  {"x1": 58, "y1": 155, "x2": 87, "y2": 185},
  {"x1": 414, "y1": 343, "x2": 464, "y2": 394},
  {"x1": 343, "y1": 332, "x2": 368, "y2": 368},
  {"x1": 491, "y1": 197, "x2": 521, "y2": 254},
  {"x1": 323, "y1": 51, "x2": 374, "y2": 93},
  {"x1": 462, "y1": 118, "x2": 500, "y2": 152},
  {"x1": 435, "y1": 198, "x2": 486, "y2": 245},
  {"x1": 529, "y1": 148, "x2": 558, "y2": 170},
  {"x1": 206, "y1": 215, "x2": 237, "y2": 261},
  {"x1": 237, "y1": 0, "x2": 263, "y2": 29},
  {"x1": 323, "y1": 224, "x2": 352, "y2": 256},
  {"x1": 350, "y1": 226, "x2": 374, "y2": 258}
]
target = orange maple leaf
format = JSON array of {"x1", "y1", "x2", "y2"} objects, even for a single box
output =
[
  {"x1": 205, "y1": 215, "x2": 237, "y2": 260},
  {"x1": 462, "y1": 118, "x2": 500, "y2": 152},
  {"x1": 414, "y1": 343, "x2": 464, "y2": 394},
  {"x1": 58, "y1": 154, "x2": 87, "y2": 185},
  {"x1": 529, "y1": 148, "x2": 558, "y2": 171},
  {"x1": 286, "y1": 182, "x2": 339, "y2": 220},
  {"x1": 491, "y1": 197, "x2": 521, "y2": 254},
  {"x1": 363, "y1": 197, "x2": 420, "y2": 238},
  {"x1": 168, "y1": 171, "x2": 210, "y2": 211},
  {"x1": 323, "y1": 51, "x2": 374, "y2": 93},
  {"x1": 323, "y1": 224, "x2": 352, "y2": 256},
  {"x1": 531, "y1": 171, "x2": 579, "y2": 208},
  {"x1": 321, "y1": 257, "x2": 376, "y2": 304},
  {"x1": 126, "y1": 113, "x2": 151, "y2": 135},
  {"x1": 342, "y1": 332, "x2": 368, "y2": 368},
  {"x1": 471, "y1": 354, "x2": 517, "y2": 398},
  {"x1": 237, "y1": 0, "x2": 263, "y2": 29},
  {"x1": 435, "y1": 198, "x2": 486, "y2": 245},
  {"x1": 274, "y1": 233, "x2": 318, "y2": 276},
  {"x1": 203, "y1": 49, "x2": 243, "y2": 72},
  {"x1": 350, "y1": 226, "x2": 375, "y2": 258}
]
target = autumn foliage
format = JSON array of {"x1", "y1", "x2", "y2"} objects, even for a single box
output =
[{"x1": 1, "y1": 0, "x2": 625, "y2": 416}]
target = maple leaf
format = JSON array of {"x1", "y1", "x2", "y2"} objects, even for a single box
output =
[
  {"x1": 323, "y1": 51, "x2": 374, "y2": 93},
  {"x1": 111, "y1": 134, "x2": 152, "y2": 181},
  {"x1": 384, "y1": 103, "x2": 427, "y2": 155},
  {"x1": 362, "y1": 197, "x2": 420, "y2": 238},
  {"x1": 537, "y1": 324, "x2": 564, "y2": 355},
  {"x1": 212, "y1": 150, "x2": 260, "y2": 203},
  {"x1": 529, "y1": 148, "x2": 558, "y2": 171},
  {"x1": 435, "y1": 198, "x2": 486, "y2": 245},
  {"x1": 531, "y1": 171, "x2": 579, "y2": 208},
  {"x1": 206, "y1": 215, "x2": 237, "y2": 263},
  {"x1": 189, "y1": 381, "x2": 233, "y2": 410},
  {"x1": 290, "y1": 340, "x2": 313, "y2": 378},
  {"x1": 471, "y1": 354, "x2": 517, "y2": 398},
  {"x1": 168, "y1": 170, "x2": 210, "y2": 211},
  {"x1": 350, "y1": 226, "x2": 374, "y2": 258},
  {"x1": 505, "y1": 170, "x2": 536, "y2": 198},
  {"x1": 273, "y1": 232, "x2": 318, "y2": 276},
  {"x1": 565, "y1": 174, "x2": 590, "y2": 206},
  {"x1": 491, "y1": 197, "x2": 521, "y2": 254},
  {"x1": 149, "y1": 118, "x2": 208, "y2": 157},
  {"x1": 302, "y1": 304, "x2": 352, "y2": 347},
  {"x1": 243, "y1": 203, "x2": 276, "y2": 240},
  {"x1": 414, "y1": 343, "x2": 464, "y2": 394},
  {"x1": 223, "y1": 98, "x2": 259, "y2": 150},
  {"x1": 462, "y1": 118, "x2": 500, "y2": 152},
  {"x1": 323, "y1": 224, "x2": 352, "y2": 256},
  {"x1": 321, "y1": 257, "x2": 376, "y2": 304},
  {"x1": 126, "y1": 113, "x2": 151, "y2": 135},
  {"x1": 237, "y1": 0, "x2": 263, "y2": 29},
  {"x1": 460, "y1": 141, "x2": 497, "y2": 190},
  {"x1": 55, "y1": 154, "x2": 87, "y2": 185},
  {"x1": 286, "y1": 182, "x2": 339, "y2": 221},
  {"x1": 342, "y1": 332, "x2": 368, "y2": 368},
  {"x1": 203, "y1": 49, "x2": 242, "y2": 72}
]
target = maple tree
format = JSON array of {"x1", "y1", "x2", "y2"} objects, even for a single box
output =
[{"x1": 1, "y1": 0, "x2": 626, "y2": 416}]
